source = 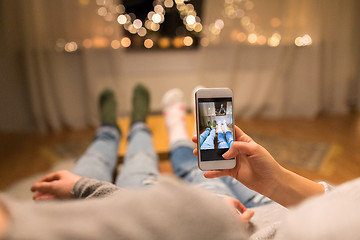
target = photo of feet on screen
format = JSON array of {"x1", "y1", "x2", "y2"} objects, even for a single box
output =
[{"x1": 198, "y1": 101, "x2": 234, "y2": 150}]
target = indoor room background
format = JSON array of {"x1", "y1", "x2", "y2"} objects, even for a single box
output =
[{"x1": 0, "y1": 0, "x2": 359, "y2": 193}]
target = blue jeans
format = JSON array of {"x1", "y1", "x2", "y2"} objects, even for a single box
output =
[
  {"x1": 72, "y1": 123, "x2": 158, "y2": 189},
  {"x1": 217, "y1": 132, "x2": 229, "y2": 149},
  {"x1": 200, "y1": 128, "x2": 216, "y2": 150},
  {"x1": 199, "y1": 127, "x2": 211, "y2": 146},
  {"x1": 72, "y1": 124, "x2": 272, "y2": 208}
]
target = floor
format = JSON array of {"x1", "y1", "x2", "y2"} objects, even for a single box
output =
[{"x1": 0, "y1": 113, "x2": 359, "y2": 190}]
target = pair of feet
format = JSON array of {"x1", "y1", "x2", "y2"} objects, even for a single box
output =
[
  {"x1": 99, "y1": 84, "x2": 189, "y2": 145},
  {"x1": 216, "y1": 121, "x2": 229, "y2": 134},
  {"x1": 99, "y1": 84, "x2": 150, "y2": 127}
]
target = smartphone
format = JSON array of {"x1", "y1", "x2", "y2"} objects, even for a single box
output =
[{"x1": 195, "y1": 88, "x2": 236, "y2": 171}]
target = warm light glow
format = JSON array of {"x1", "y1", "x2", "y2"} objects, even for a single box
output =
[
  {"x1": 82, "y1": 39, "x2": 92, "y2": 48},
  {"x1": 144, "y1": 39, "x2": 154, "y2": 48},
  {"x1": 183, "y1": 36, "x2": 193, "y2": 46},
  {"x1": 241, "y1": 16, "x2": 251, "y2": 26},
  {"x1": 214, "y1": 19, "x2": 225, "y2": 29},
  {"x1": 150, "y1": 22, "x2": 160, "y2": 31},
  {"x1": 186, "y1": 15, "x2": 196, "y2": 25},
  {"x1": 111, "y1": 40, "x2": 121, "y2": 49},
  {"x1": 97, "y1": 7, "x2": 107, "y2": 17},
  {"x1": 115, "y1": 4, "x2": 125, "y2": 14},
  {"x1": 237, "y1": 32, "x2": 247, "y2": 42},
  {"x1": 194, "y1": 23, "x2": 203, "y2": 32},
  {"x1": 164, "y1": 0, "x2": 174, "y2": 8},
  {"x1": 267, "y1": 33, "x2": 281, "y2": 47},
  {"x1": 246, "y1": 23, "x2": 255, "y2": 32},
  {"x1": 295, "y1": 37, "x2": 303, "y2": 47},
  {"x1": 225, "y1": 5, "x2": 236, "y2": 18},
  {"x1": 145, "y1": 20, "x2": 152, "y2": 30},
  {"x1": 173, "y1": 37, "x2": 183, "y2": 48},
  {"x1": 128, "y1": 24, "x2": 137, "y2": 34},
  {"x1": 158, "y1": 37, "x2": 171, "y2": 48},
  {"x1": 117, "y1": 15, "x2": 127, "y2": 24},
  {"x1": 245, "y1": 1, "x2": 254, "y2": 10},
  {"x1": 152, "y1": 13, "x2": 162, "y2": 23},
  {"x1": 78, "y1": 0, "x2": 89, "y2": 6},
  {"x1": 96, "y1": 0, "x2": 105, "y2": 6},
  {"x1": 200, "y1": 37, "x2": 209, "y2": 47},
  {"x1": 92, "y1": 37, "x2": 109, "y2": 48},
  {"x1": 257, "y1": 35, "x2": 266, "y2": 45},
  {"x1": 65, "y1": 42, "x2": 78, "y2": 52},
  {"x1": 56, "y1": 39, "x2": 66, "y2": 49},
  {"x1": 186, "y1": 4, "x2": 195, "y2": 12},
  {"x1": 121, "y1": 37, "x2": 131, "y2": 48},
  {"x1": 209, "y1": 24, "x2": 221, "y2": 35},
  {"x1": 133, "y1": 19, "x2": 142, "y2": 29},
  {"x1": 295, "y1": 34, "x2": 312, "y2": 47},
  {"x1": 154, "y1": 5, "x2": 164, "y2": 14},
  {"x1": 147, "y1": 11, "x2": 155, "y2": 20},
  {"x1": 138, "y1": 27, "x2": 147, "y2": 37},
  {"x1": 302, "y1": 34, "x2": 312, "y2": 45},
  {"x1": 248, "y1": 33, "x2": 257, "y2": 44}
]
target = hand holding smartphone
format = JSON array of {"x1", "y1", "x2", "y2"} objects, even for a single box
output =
[{"x1": 195, "y1": 88, "x2": 236, "y2": 171}]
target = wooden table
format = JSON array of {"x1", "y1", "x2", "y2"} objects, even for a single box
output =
[{"x1": 117, "y1": 113, "x2": 196, "y2": 173}]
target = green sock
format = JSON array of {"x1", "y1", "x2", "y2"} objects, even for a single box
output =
[
  {"x1": 99, "y1": 89, "x2": 118, "y2": 127},
  {"x1": 131, "y1": 84, "x2": 150, "y2": 125}
]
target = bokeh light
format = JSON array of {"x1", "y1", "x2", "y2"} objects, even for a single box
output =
[
  {"x1": 159, "y1": 37, "x2": 171, "y2": 48},
  {"x1": 121, "y1": 37, "x2": 131, "y2": 48},
  {"x1": 144, "y1": 39, "x2": 154, "y2": 48},
  {"x1": 183, "y1": 36, "x2": 193, "y2": 46},
  {"x1": 111, "y1": 40, "x2": 121, "y2": 49}
]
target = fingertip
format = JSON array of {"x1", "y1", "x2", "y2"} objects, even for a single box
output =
[
  {"x1": 243, "y1": 209, "x2": 255, "y2": 220},
  {"x1": 30, "y1": 183, "x2": 38, "y2": 192},
  {"x1": 203, "y1": 172, "x2": 211, "y2": 178},
  {"x1": 222, "y1": 151, "x2": 230, "y2": 159}
]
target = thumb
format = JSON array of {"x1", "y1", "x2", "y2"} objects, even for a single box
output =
[
  {"x1": 204, "y1": 170, "x2": 229, "y2": 179},
  {"x1": 222, "y1": 141, "x2": 254, "y2": 159}
]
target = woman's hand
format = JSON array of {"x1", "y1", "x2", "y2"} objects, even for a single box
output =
[
  {"x1": 193, "y1": 126, "x2": 324, "y2": 207},
  {"x1": 31, "y1": 170, "x2": 81, "y2": 200},
  {"x1": 222, "y1": 197, "x2": 254, "y2": 228},
  {"x1": 193, "y1": 126, "x2": 282, "y2": 198}
]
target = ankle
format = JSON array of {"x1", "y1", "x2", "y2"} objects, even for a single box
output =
[{"x1": 131, "y1": 84, "x2": 150, "y2": 125}]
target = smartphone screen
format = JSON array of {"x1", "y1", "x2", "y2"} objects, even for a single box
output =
[{"x1": 197, "y1": 97, "x2": 234, "y2": 161}]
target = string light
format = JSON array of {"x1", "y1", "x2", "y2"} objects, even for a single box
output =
[
  {"x1": 64, "y1": 41, "x2": 78, "y2": 52},
  {"x1": 159, "y1": 37, "x2": 171, "y2": 48},
  {"x1": 56, "y1": 0, "x2": 204, "y2": 51},
  {"x1": 267, "y1": 33, "x2": 281, "y2": 47},
  {"x1": 183, "y1": 36, "x2": 194, "y2": 46},
  {"x1": 59, "y1": 0, "x2": 312, "y2": 50},
  {"x1": 144, "y1": 39, "x2": 154, "y2": 49},
  {"x1": 111, "y1": 40, "x2": 121, "y2": 49},
  {"x1": 120, "y1": 37, "x2": 131, "y2": 48},
  {"x1": 295, "y1": 34, "x2": 312, "y2": 47}
]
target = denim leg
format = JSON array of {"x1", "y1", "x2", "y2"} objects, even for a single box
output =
[
  {"x1": 200, "y1": 128, "x2": 216, "y2": 150},
  {"x1": 217, "y1": 132, "x2": 229, "y2": 149},
  {"x1": 115, "y1": 122, "x2": 159, "y2": 189},
  {"x1": 71, "y1": 125, "x2": 120, "y2": 182},
  {"x1": 225, "y1": 131, "x2": 234, "y2": 147},
  {"x1": 170, "y1": 140, "x2": 236, "y2": 199},
  {"x1": 221, "y1": 177, "x2": 274, "y2": 208},
  {"x1": 199, "y1": 128, "x2": 211, "y2": 146}
]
